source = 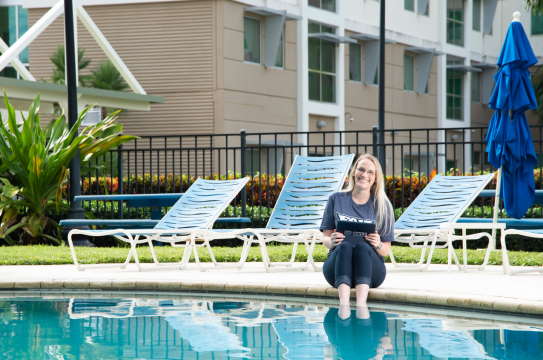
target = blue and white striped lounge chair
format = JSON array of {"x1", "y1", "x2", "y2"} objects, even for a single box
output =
[
  {"x1": 200, "y1": 154, "x2": 355, "y2": 271},
  {"x1": 67, "y1": 177, "x2": 249, "y2": 271},
  {"x1": 393, "y1": 174, "x2": 497, "y2": 270}
]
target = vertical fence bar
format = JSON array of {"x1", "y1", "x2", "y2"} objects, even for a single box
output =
[
  {"x1": 240, "y1": 130, "x2": 247, "y2": 217},
  {"x1": 117, "y1": 145, "x2": 124, "y2": 218},
  {"x1": 372, "y1": 126, "x2": 378, "y2": 157}
]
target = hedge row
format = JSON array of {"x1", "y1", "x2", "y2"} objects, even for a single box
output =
[{"x1": 81, "y1": 169, "x2": 543, "y2": 210}]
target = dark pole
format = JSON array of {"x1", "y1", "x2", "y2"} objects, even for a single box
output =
[
  {"x1": 65, "y1": 0, "x2": 84, "y2": 218},
  {"x1": 378, "y1": 0, "x2": 386, "y2": 169}
]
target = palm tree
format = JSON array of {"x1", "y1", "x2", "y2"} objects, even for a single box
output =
[
  {"x1": 89, "y1": 61, "x2": 128, "y2": 91},
  {"x1": 50, "y1": 45, "x2": 92, "y2": 86}
]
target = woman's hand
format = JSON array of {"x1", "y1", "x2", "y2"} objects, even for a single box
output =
[
  {"x1": 365, "y1": 232, "x2": 382, "y2": 250},
  {"x1": 330, "y1": 231, "x2": 345, "y2": 246},
  {"x1": 323, "y1": 230, "x2": 345, "y2": 249}
]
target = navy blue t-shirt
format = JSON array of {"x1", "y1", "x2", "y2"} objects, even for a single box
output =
[{"x1": 320, "y1": 192, "x2": 394, "y2": 243}]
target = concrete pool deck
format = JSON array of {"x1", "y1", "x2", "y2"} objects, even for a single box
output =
[{"x1": 1, "y1": 262, "x2": 542, "y2": 316}]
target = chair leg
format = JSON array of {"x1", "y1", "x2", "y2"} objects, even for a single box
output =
[
  {"x1": 179, "y1": 241, "x2": 192, "y2": 270},
  {"x1": 146, "y1": 237, "x2": 159, "y2": 265},
  {"x1": 129, "y1": 239, "x2": 141, "y2": 271},
  {"x1": 418, "y1": 238, "x2": 429, "y2": 265},
  {"x1": 288, "y1": 242, "x2": 298, "y2": 266},
  {"x1": 190, "y1": 236, "x2": 202, "y2": 270},
  {"x1": 422, "y1": 235, "x2": 436, "y2": 270},
  {"x1": 122, "y1": 245, "x2": 134, "y2": 269},
  {"x1": 305, "y1": 235, "x2": 318, "y2": 271},
  {"x1": 204, "y1": 239, "x2": 218, "y2": 266},
  {"x1": 256, "y1": 234, "x2": 271, "y2": 272},
  {"x1": 462, "y1": 228, "x2": 468, "y2": 267},
  {"x1": 500, "y1": 231, "x2": 512, "y2": 275},
  {"x1": 238, "y1": 235, "x2": 253, "y2": 269},
  {"x1": 67, "y1": 231, "x2": 83, "y2": 271},
  {"x1": 480, "y1": 233, "x2": 493, "y2": 270},
  {"x1": 388, "y1": 246, "x2": 397, "y2": 266}
]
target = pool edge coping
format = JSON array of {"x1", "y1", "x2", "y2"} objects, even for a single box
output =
[{"x1": 1, "y1": 280, "x2": 541, "y2": 316}]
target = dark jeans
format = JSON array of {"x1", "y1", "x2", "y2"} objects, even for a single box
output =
[{"x1": 323, "y1": 233, "x2": 386, "y2": 288}]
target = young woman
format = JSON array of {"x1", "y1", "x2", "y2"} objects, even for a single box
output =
[{"x1": 321, "y1": 154, "x2": 395, "y2": 309}]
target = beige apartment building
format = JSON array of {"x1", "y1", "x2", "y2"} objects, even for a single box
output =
[
  {"x1": 24, "y1": 0, "x2": 445, "y2": 137},
  {"x1": 2, "y1": 0, "x2": 541, "y2": 174}
]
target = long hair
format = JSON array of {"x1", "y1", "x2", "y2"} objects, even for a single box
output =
[{"x1": 343, "y1": 154, "x2": 393, "y2": 232}]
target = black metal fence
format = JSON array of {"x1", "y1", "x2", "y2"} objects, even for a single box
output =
[{"x1": 81, "y1": 126, "x2": 543, "y2": 220}]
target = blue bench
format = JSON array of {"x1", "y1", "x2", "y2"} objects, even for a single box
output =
[
  {"x1": 458, "y1": 189, "x2": 543, "y2": 229},
  {"x1": 60, "y1": 193, "x2": 251, "y2": 229}
]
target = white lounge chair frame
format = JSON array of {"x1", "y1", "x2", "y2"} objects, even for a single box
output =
[
  {"x1": 199, "y1": 154, "x2": 354, "y2": 271},
  {"x1": 392, "y1": 174, "x2": 499, "y2": 270},
  {"x1": 67, "y1": 177, "x2": 249, "y2": 271}
]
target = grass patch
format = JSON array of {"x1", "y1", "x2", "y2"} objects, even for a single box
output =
[{"x1": 0, "y1": 245, "x2": 542, "y2": 266}]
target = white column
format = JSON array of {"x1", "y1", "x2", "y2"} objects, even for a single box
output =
[
  {"x1": 335, "y1": 4, "x2": 346, "y2": 155},
  {"x1": 436, "y1": 0, "x2": 447, "y2": 173},
  {"x1": 296, "y1": 2, "x2": 309, "y2": 154}
]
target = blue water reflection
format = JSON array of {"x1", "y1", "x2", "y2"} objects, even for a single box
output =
[{"x1": 0, "y1": 296, "x2": 542, "y2": 359}]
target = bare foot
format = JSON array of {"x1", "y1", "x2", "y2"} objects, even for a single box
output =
[
  {"x1": 338, "y1": 304, "x2": 351, "y2": 320},
  {"x1": 355, "y1": 305, "x2": 370, "y2": 319}
]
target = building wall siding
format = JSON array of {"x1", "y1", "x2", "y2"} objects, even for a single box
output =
[
  {"x1": 28, "y1": 0, "x2": 216, "y2": 136},
  {"x1": 220, "y1": 1, "x2": 298, "y2": 134},
  {"x1": 345, "y1": 43, "x2": 438, "y2": 132}
]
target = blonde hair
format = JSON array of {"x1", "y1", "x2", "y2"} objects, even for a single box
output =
[{"x1": 343, "y1": 154, "x2": 393, "y2": 233}]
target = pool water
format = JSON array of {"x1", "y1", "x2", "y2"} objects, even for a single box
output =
[{"x1": 0, "y1": 295, "x2": 542, "y2": 359}]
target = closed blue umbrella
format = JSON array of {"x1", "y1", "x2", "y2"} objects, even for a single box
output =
[{"x1": 486, "y1": 12, "x2": 539, "y2": 218}]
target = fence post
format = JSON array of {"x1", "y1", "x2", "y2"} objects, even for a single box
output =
[
  {"x1": 240, "y1": 129, "x2": 247, "y2": 217},
  {"x1": 372, "y1": 126, "x2": 378, "y2": 157},
  {"x1": 117, "y1": 144, "x2": 124, "y2": 218}
]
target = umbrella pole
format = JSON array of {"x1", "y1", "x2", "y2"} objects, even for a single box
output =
[{"x1": 490, "y1": 168, "x2": 502, "y2": 251}]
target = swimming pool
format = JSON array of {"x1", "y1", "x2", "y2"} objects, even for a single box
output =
[{"x1": 1, "y1": 292, "x2": 542, "y2": 359}]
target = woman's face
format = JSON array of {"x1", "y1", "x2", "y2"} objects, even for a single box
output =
[{"x1": 353, "y1": 158, "x2": 376, "y2": 192}]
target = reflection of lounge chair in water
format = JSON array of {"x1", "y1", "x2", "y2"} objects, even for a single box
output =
[
  {"x1": 273, "y1": 315, "x2": 328, "y2": 360},
  {"x1": 68, "y1": 298, "x2": 135, "y2": 318},
  {"x1": 165, "y1": 310, "x2": 248, "y2": 354},
  {"x1": 402, "y1": 318, "x2": 492, "y2": 359},
  {"x1": 69, "y1": 298, "x2": 212, "y2": 319}
]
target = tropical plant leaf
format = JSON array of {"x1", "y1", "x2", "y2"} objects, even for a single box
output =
[{"x1": 0, "y1": 95, "x2": 136, "y2": 243}]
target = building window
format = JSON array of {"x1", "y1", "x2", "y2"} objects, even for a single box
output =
[
  {"x1": 275, "y1": 33, "x2": 284, "y2": 68},
  {"x1": 404, "y1": 53, "x2": 415, "y2": 91},
  {"x1": 447, "y1": 66, "x2": 464, "y2": 120},
  {"x1": 0, "y1": 5, "x2": 28, "y2": 78},
  {"x1": 532, "y1": 10, "x2": 543, "y2": 35},
  {"x1": 447, "y1": 0, "x2": 464, "y2": 46},
  {"x1": 349, "y1": 43, "x2": 361, "y2": 81},
  {"x1": 472, "y1": 0, "x2": 481, "y2": 31},
  {"x1": 244, "y1": 17, "x2": 260, "y2": 63},
  {"x1": 309, "y1": 22, "x2": 336, "y2": 103},
  {"x1": 404, "y1": 0, "x2": 429, "y2": 15},
  {"x1": 308, "y1": 0, "x2": 336, "y2": 12},
  {"x1": 471, "y1": 71, "x2": 481, "y2": 102}
]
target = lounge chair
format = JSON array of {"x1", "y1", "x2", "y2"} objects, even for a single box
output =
[
  {"x1": 67, "y1": 177, "x2": 250, "y2": 271},
  {"x1": 392, "y1": 174, "x2": 497, "y2": 270},
  {"x1": 499, "y1": 228, "x2": 543, "y2": 275},
  {"x1": 199, "y1": 154, "x2": 355, "y2": 271}
]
